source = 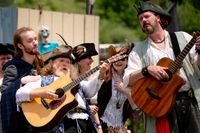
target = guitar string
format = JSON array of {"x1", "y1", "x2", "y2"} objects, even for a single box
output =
[
  {"x1": 169, "y1": 37, "x2": 196, "y2": 73},
  {"x1": 61, "y1": 54, "x2": 127, "y2": 92}
]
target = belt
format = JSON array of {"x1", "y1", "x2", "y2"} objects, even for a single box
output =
[
  {"x1": 177, "y1": 89, "x2": 194, "y2": 99},
  {"x1": 68, "y1": 108, "x2": 86, "y2": 114}
]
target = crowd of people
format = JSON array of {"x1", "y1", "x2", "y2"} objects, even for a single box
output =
[{"x1": 0, "y1": 1, "x2": 200, "y2": 133}]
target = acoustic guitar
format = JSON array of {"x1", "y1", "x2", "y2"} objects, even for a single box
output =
[
  {"x1": 21, "y1": 52, "x2": 127, "y2": 131},
  {"x1": 131, "y1": 31, "x2": 200, "y2": 118}
]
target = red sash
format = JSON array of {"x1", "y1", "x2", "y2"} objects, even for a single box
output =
[{"x1": 156, "y1": 117, "x2": 170, "y2": 133}]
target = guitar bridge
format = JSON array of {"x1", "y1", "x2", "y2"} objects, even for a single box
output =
[{"x1": 41, "y1": 98, "x2": 50, "y2": 109}]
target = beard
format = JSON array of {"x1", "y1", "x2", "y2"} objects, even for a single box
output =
[
  {"x1": 24, "y1": 46, "x2": 40, "y2": 55},
  {"x1": 54, "y1": 68, "x2": 69, "y2": 77},
  {"x1": 142, "y1": 25, "x2": 154, "y2": 34}
]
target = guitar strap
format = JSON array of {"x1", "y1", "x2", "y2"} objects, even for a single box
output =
[
  {"x1": 169, "y1": 32, "x2": 181, "y2": 57},
  {"x1": 79, "y1": 87, "x2": 98, "y2": 131}
]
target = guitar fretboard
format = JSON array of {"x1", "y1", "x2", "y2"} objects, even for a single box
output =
[
  {"x1": 62, "y1": 59, "x2": 109, "y2": 92},
  {"x1": 169, "y1": 34, "x2": 198, "y2": 73}
]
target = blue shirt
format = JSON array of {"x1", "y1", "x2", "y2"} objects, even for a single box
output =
[{"x1": 38, "y1": 42, "x2": 59, "y2": 54}]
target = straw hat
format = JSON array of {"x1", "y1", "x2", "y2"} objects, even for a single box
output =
[{"x1": 107, "y1": 45, "x2": 130, "y2": 58}]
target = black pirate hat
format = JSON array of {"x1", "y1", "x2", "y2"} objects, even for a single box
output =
[
  {"x1": 0, "y1": 43, "x2": 15, "y2": 56},
  {"x1": 135, "y1": 1, "x2": 171, "y2": 28},
  {"x1": 72, "y1": 43, "x2": 98, "y2": 63}
]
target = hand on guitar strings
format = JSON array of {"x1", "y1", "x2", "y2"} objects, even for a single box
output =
[
  {"x1": 147, "y1": 66, "x2": 169, "y2": 80},
  {"x1": 195, "y1": 36, "x2": 200, "y2": 50},
  {"x1": 98, "y1": 62, "x2": 109, "y2": 80},
  {"x1": 30, "y1": 89, "x2": 59, "y2": 100}
]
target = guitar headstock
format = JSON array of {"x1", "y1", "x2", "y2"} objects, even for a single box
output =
[{"x1": 107, "y1": 52, "x2": 128, "y2": 64}]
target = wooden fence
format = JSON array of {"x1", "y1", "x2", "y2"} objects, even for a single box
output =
[{"x1": 0, "y1": 7, "x2": 100, "y2": 66}]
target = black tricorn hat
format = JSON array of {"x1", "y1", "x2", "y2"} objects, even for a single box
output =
[
  {"x1": 0, "y1": 43, "x2": 15, "y2": 56},
  {"x1": 72, "y1": 43, "x2": 98, "y2": 63},
  {"x1": 135, "y1": 1, "x2": 171, "y2": 28}
]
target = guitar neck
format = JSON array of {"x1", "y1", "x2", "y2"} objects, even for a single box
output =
[
  {"x1": 63, "y1": 59, "x2": 109, "y2": 92},
  {"x1": 61, "y1": 52, "x2": 127, "y2": 92},
  {"x1": 62, "y1": 65, "x2": 99, "y2": 92},
  {"x1": 169, "y1": 36, "x2": 197, "y2": 73}
]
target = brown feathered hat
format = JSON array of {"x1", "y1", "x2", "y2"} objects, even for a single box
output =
[
  {"x1": 108, "y1": 45, "x2": 130, "y2": 58},
  {"x1": 42, "y1": 45, "x2": 72, "y2": 63}
]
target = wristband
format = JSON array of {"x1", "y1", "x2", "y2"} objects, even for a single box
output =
[
  {"x1": 141, "y1": 66, "x2": 149, "y2": 77},
  {"x1": 97, "y1": 123, "x2": 102, "y2": 129},
  {"x1": 97, "y1": 125, "x2": 102, "y2": 129}
]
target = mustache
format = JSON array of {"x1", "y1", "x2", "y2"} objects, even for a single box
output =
[{"x1": 25, "y1": 47, "x2": 40, "y2": 55}]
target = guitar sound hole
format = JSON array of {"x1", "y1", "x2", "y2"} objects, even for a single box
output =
[
  {"x1": 161, "y1": 70, "x2": 172, "y2": 82},
  {"x1": 55, "y1": 88, "x2": 65, "y2": 98},
  {"x1": 146, "y1": 88, "x2": 161, "y2": 100},
  {"x1": 161, "y1": 78, "x2": 170, "y2": 82}
]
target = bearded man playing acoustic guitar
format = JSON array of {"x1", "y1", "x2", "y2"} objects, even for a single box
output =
[
  {"x1": 123, "y1": 1, "x2": 200, "y2": 133},
  {"x1": 16, "y1": 45, "x2": 108, "y2": 133}
]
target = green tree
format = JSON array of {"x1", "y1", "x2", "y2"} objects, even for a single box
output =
[
  {"x1": 0, "y1": 0, "x2": 14, "y2": 6},
  {"x1": 13, "y1": 0, "x2": 200, "y2": 43}
]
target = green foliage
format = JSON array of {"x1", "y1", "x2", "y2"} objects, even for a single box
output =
[
  {"x1": 177, "y1": 0, "x2": 200, "y2": 34},
  {"x1": 191, "y1": 0, "x2": 200, "y2": 9},
  {"x1": 14, "y1": 0, "x2": 86, "y2": 13},
  {"x1": 96, "y1": 0, "x2": 145, "y2": 42},
  {"x1": 126, "y1": 111, "x2": 144, "y2": 133},
  {"x1": 100, "y1": 18, "x2": 140, "y2": 43},
  {"x1": 13, "y1": 0, "x2": 200, "y2": 44},
  {"x1": 0, "y1": 0, "x2": 14, "y2": 6}
]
